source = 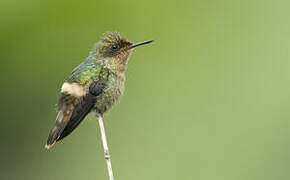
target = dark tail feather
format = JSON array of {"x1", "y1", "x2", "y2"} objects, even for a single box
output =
[
  {"x1": 45, "y1": 111, "x2": 69, "y2": 149},
  {"x1": 56, "y1": 115, "x2": 85, "y2": 141},
  {"x1": 57, "y1": 94, "x2": 96, "y2": 141}
]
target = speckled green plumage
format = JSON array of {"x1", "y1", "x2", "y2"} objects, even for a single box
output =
[
  {"x1": 67, "y1": 57, "x2": 102, "y2": 86},
  {"x1": 65, "y1": 53, "x2": 125, "y2": 114}
]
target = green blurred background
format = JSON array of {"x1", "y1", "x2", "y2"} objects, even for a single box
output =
[{"x1": 1, "y1": 0, "x2": 290, "y2": 179}]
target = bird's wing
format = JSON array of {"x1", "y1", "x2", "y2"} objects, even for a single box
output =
[
  {"x1": 45, "y1": 80, "x2": 106, "y2": 149},
  {"x1": 57, "y1": 80, "x2": 106, "y2": 141}
]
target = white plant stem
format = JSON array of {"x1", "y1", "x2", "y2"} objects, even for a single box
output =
[{"x1": 98, "y1": 116, "x2": 114, "y2": 180}]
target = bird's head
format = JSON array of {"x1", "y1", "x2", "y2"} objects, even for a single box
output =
[{"x1": 92, "y1": 32, "x2": 153, "y2": 71}]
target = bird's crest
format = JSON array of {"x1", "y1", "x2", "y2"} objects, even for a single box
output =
[{"x1": 102, "y1": 32, "x2": 125, "y2": 44}]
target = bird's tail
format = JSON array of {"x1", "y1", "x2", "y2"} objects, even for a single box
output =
[{"x1": 45, "y1": 111, "x2": 70, "y2": 149}]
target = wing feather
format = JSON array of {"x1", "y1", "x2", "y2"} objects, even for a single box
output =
[
  {"x1": 45, "y1": 80, "x2": 106, "y2": 149},
  {"x1": 57, "y1": 93, "x2": 97, "y2": 141}
]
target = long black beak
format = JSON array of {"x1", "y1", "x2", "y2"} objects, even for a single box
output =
[{"x1": 128, "y1": 40, "x2": 154, "y2": 49}]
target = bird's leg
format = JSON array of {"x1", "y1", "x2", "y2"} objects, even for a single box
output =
[{"x1": 98, "y1": 115, "x2": 114, "y2": 180}]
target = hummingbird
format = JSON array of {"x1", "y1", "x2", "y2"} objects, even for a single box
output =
[{"x1": 45, "y1": 32, "x2": 153, "y2": 149}]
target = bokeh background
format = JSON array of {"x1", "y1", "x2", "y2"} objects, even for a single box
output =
[{"x1": 1, "y1": 0, "x2": 290, "y2": 179}]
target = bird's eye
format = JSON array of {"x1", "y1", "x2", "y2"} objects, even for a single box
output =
[{"x1": 110, "y1": 45, "x2": 119, "y2": 50}]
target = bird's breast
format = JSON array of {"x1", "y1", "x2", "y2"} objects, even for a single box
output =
[{"x1": 95, "y1": 73, "x2": 126, "y2": 114}]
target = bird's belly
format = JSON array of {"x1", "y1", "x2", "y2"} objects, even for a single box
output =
[{"x1": 94, "y1": 76, "x2": 125, "y2": 114}]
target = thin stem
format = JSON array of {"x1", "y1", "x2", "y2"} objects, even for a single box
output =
[{"x1": 98, "y1": 116, "x2": 114, "y2": 180}]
